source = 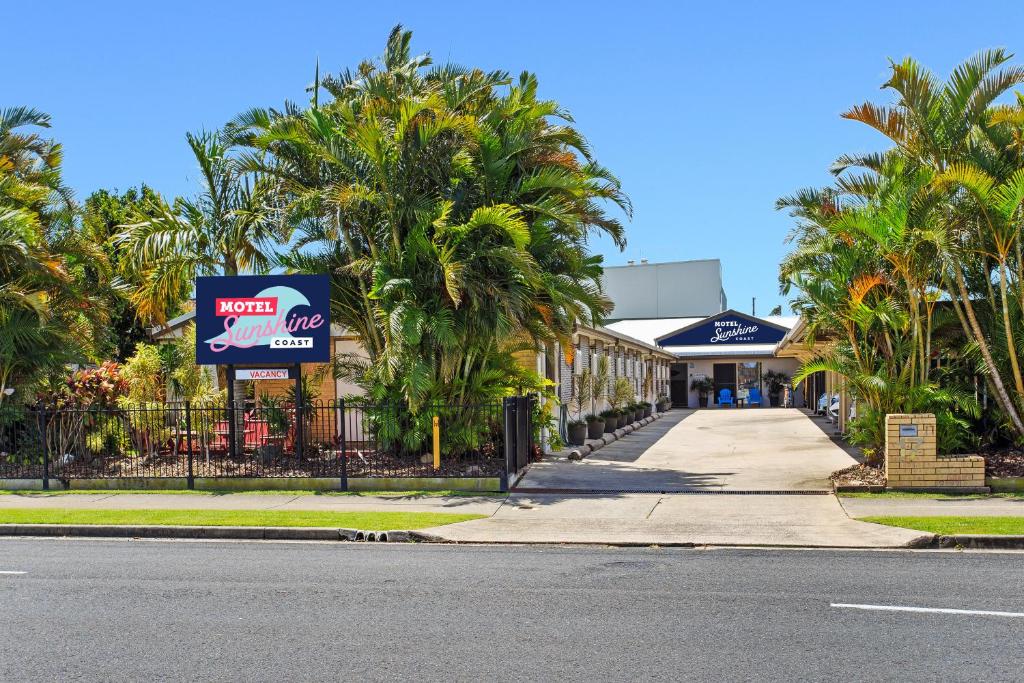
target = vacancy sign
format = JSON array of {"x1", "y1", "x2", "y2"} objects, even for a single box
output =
[{"x1": 235, "y1": 368, "x2": 291, "y2": 381}]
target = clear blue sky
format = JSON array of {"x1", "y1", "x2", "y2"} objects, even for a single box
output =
[{"x1": 9, "y1": 1, "x2": 1024, "y2": 315}]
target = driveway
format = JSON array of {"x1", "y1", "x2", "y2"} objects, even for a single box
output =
[
  {"x1": 431, "y1": 409, "x2": 925, "y2": 547},
  {"x1": 517, "y1": 408, "x2": 858, "y2": 492}
]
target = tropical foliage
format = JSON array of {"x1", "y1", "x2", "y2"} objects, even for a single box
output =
[
  {"x1": 229, "y1": 25, "x2": 626, "y2": 414},
  {"x1": 779, "y1": 49, "x2": 1024, "y2": 454},
  {"x1": 0, "y1": 107, "x2": 111, "y2": 409}
]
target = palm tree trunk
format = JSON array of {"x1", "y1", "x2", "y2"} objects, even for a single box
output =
[
  {"x1": 951, "y1": 268, "x2": 1024, "y2": 437},
  {"x1": 999, "y1": 261, "x2": 1024, "y2": 395}
]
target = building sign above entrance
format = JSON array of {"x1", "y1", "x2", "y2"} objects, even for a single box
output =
[
  {"x1": 657, "y1": 312, "x2": 786, "y2": 347},
  {"x1": 235, "y1": 368, "x2": 291, "y2": 381},
  {"x1": 195, "y1": 274, "x2": 331, "y2": 365}
]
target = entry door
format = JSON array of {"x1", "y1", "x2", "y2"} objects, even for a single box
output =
[
  {"x1": 712, "y1": 363, "x2": 737, "y2": 405},
  {"x1": 669, "y1": 363, "x2": 689, "y2": 407}
]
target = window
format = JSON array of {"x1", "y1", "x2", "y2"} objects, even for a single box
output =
[{"x1": 737, "y1": 362, "x2": 761, "y2": 399}]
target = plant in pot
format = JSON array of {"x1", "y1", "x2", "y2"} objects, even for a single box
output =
[
  {"x1": 763, "y1": 370, "x2": 789, "y2": 407},
  {"x1": 641, "y1": 401, "x2": 653, "y2": 418},
  {"x1": 585, "y1": 413, "x2": 605, "y2": 440},
  {"x1": 633, "y1": 402, "x2": 644, "y2": 422},
  {"x1": 656, "y1": 394, "x2": 670, "y2": 412},
  {"x1": 690, "y1": 376, "x2": 714, "y2": 408},
  {"x1": 600, "y1": 408, "x2": 619, "y2": 432},
  {"x1": 609, "y1": 378, "x2": 633, "y2": 426},
  {"x1": 258, "y1": 394, "x2": 290, "y2": 464},
  {"x1": 567, "y1": 370, "x2": 593, "y2": 446}
]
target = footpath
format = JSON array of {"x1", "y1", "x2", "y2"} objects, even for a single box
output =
[{"x1": 0, "y1": 490, "x2": 939, "y2": 548}]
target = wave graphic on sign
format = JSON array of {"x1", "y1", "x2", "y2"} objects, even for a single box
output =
[{"x1": 205, "y1": 285, "x2": 312, "y2": 351}]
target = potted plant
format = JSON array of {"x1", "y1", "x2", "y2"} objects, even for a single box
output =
[
  {"x1": 600, "y1": 408, "x2": 619, "y2": 432},
  {"x1": 568, "y1": 371, "x2": 593, "y2": 446},
  {"x1": 656, "y1": 394, "x2": 670, "y2": 412},
  {"x1": 568, "y1": 418, "x2": 588, "y2": 446},
  {"x1": 763, "y1": 370, "x2": 789, "y2": 407},
  {"x1": 585, "y1": 413, "x2": 605, "y2": 440},
  {"x1": 690, "y1": 376, "x2": 714, "y2": 408},
  {"x1": 641, "y1": 401, "x2": 652, "y2": 419},
  {"x1": 607, "y1": 377, "x2": 632, "y2": 426}
]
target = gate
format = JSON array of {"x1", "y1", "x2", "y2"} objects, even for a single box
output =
[{"x1": 502, "y1": 395, "x2": 534, "y2": 490}]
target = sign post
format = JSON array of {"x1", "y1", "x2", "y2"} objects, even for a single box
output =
[{"x1": 194, "y1": 275, "x2": 331, "y2": 462}]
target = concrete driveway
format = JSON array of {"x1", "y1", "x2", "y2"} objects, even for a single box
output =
[{"x1": 517, "y1": 408, "x2": 858, "y2": 492}]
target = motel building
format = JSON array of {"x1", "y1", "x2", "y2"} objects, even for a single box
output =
[
  {"x1": 531, "y1": 259, "x2": 811, "y2": 419},
  {"x1": 153, "y1": 260, "x2": 839, "y2": 444}
]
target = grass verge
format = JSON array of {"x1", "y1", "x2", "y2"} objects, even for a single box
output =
[
  {"x1": 861, "y1": 515, "x2": 1024, "y2": 535},
  {"x1": 0, "y1": 489, "x2": 504, "y2": 498},
  {"x1": 840, "y1": 491, "x2": 1024, "y2": 500},
  {"x1": 0, "y1": 508, "x2": 484, "y2": 530}
]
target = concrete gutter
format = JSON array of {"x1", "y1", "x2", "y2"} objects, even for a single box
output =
[
  {"x1": 928, "y1": 535, "x2": 1024, "y2": 549},
  {"x1": 0, "y1": 524, "x2": 439, "y2": 543}
]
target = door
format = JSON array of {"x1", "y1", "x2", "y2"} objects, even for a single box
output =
[
  {"x1": 669, "y1": 363, "x2": 689, "y2": 407},
  {"x1": 712, "y1": 363, "x2": 737, "y2": 405}
]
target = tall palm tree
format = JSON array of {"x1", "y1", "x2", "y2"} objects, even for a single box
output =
[
  {"x1": 229, "y1": 26, "x2": 628, "y2": 421},
  {"x1": 115, "y1": 129, "x2": 281, "y2": 323},
  {"x1": 836, "y1": 49, "x2": 1024, "y2": 437}
]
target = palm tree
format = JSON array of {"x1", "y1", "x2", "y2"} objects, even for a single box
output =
[
  {"x1": 0, "y1": 107, "x2": 110, "y2": 406},
  {"x1": 115, "y1": 130, "x2": 281, "y2": 323},
  {"x1": 836, "y1": 49, "x2": 1024, "y2": 438},
  {"x1": 229, "y1": 26, "x2": 628, "y2": 424},
  {"x1": 115, "y1": 129, "x2": 282, "y2": 430}
]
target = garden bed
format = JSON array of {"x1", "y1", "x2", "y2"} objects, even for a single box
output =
[
  {"x1": 980, "y1": 448, "x2": 1024, "y2": 479},
  {"x1": 46, "y1": 448, "x2": 503, "y2": 479},
  {"x1": 830, "y1": 463, "x2": 886, "y2": 489}
]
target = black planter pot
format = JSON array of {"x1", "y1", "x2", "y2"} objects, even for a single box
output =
[
  {"x1": 587, "y1": 419, "x2": 605, "y2": 440},
  {"x1": 643, "y1": 407, "x2": 652, "y2": 418},
  {"x1": 699, "y1": 395, "x2": 709, "y2": 408},
  {"x1": 769, "y1": 392, "x2": 781, "y2": 407},
  {"x1": 603, "y1": 415, "x2": 619, "y2": 432},
  {"x1": 568, "y1": 422, "x2": 587, "y2": 446},
  {"x1": 633, "y1": 409, "x2": 643, "y2": 423}
]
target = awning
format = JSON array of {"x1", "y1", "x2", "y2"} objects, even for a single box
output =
[{"x1": 661, "y1": 343, "x2": 779, "y2": 358}]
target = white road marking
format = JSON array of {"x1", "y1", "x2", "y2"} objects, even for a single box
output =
[
  {"x1": 831, "y1": 602, "x2": 1024, "y2": 618},
  {"x1": 0, "y1": 570, "x2": 26, "y2": 575}
]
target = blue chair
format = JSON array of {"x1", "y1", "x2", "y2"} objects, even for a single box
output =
[
  {"x1": 718, "y1": 388, "x2": 734, "y2": 407},
  {"x1": 748, "y1": 388, "x2": 763, "y2": 407}
]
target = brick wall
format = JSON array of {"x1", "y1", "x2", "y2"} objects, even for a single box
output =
[{"x1": 885, "y1": 413, "x2": 985, "y2": 489}]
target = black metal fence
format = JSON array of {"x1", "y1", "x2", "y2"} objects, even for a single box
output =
[{"x1": 0, "y1": 397, "x2": 535, "y2": 489}]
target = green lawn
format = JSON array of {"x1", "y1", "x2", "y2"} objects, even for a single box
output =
[
  {"x1": 0, "y1": 507, "x2": 484, "y2": 530},
  {"x1": 840, "y1": 491, "x2": 1024, "y2": 500},
  {"x1": 861, "y1": 516, "x2": 1024, "y2": 535},
  {"x1": 0, "y1": 489, "x2": 504, "y2": 498}
]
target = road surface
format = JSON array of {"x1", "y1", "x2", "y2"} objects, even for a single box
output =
[{"x1": 1, "y1": 539, "x2": 1022, "y2": 681}]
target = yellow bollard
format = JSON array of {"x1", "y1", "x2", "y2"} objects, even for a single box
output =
[{"x1": 432, "y1": 415, "x2": 440, "y2": 470}]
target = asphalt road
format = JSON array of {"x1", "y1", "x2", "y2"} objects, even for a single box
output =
[{"x1": 1, "y1": 540, "x2": 1022, "y2": 682}]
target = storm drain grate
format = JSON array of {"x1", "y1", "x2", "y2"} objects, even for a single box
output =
[{"x1": 509, "y1": 487, "x2": 832, "y2": 495}]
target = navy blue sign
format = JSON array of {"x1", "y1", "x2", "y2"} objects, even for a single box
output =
[
  {"x1": 658, "y1": 313, "x2": 785, "y2": 347},
  {"x1": 195, "y1": 274, "x2": 331, "y2": 365}
]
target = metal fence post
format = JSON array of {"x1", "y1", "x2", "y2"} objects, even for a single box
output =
[
  {"x1": 185, "y1": 401, "x2": 194, "y2": 490},
  {"x1": 338, "y1": 399, "x2": 347, "y2": 491},
  {"x1": 38, "y1": 408, "x2": 49, "y2": 490},
  {"x1": 501, "y1": 397, "x2": 515, "y2": 492},
  {"x1": 226, "y1": 364, "x2": 237, "y2": 460},
  {"x1": 294, "y1": 363, "x2": 304, "y2": 461}
]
